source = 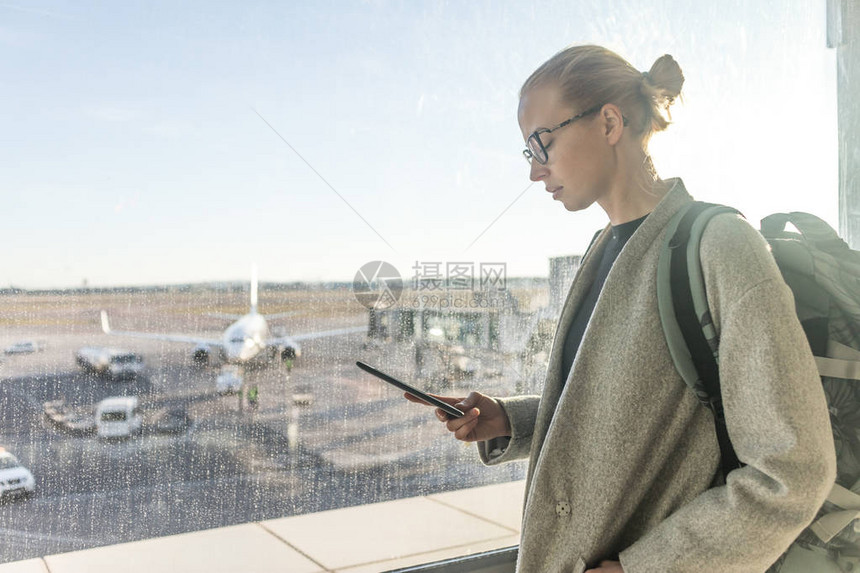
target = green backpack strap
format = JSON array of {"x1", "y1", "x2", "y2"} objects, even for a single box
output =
[
  {"x1": 657, "y1": 205, "x2": 703, "y2": 392},
  {"x1": 657, "y1": 201, "x2": 744, "y2": 478}
]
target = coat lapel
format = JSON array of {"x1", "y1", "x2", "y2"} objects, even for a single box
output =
[
  {"x1": 542, "y1": 227, "x2": 610, "y2": 408},
  {"x1": 527, "y1": 179, "x2": 694, "y2": 480}
]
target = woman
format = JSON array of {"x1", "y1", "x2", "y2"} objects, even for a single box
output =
[{"x1": 406, "y1": 45, "x2": 836, "y2": 572}]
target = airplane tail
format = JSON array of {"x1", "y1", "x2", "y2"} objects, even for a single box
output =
[
  {"x1": 250, "y1": 264, "x2": 258, "y2": 314},
  {"x1": 100, "y1": 310, "x2": 112, "y2": 334}
]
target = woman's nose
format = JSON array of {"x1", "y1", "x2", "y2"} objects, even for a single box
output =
[{"x1": 529, "y1": 160, "x2": 547, "y2": 182}]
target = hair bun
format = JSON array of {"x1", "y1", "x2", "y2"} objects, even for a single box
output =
[
  {"x1": 639, "y1": 54, "x2": 684, "y2": 133},
  {"x1": 646, "y1": 54, "x2": 684, "y2": 101}
]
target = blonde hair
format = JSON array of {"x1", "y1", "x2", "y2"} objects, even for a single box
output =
[{"x1": 521, "y1": 45, "x2": 684, "y2": 147}]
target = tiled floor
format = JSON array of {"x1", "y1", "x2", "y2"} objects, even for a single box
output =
[{"x1": 0, "y1": 480, "x2": 525, "y2": 573}]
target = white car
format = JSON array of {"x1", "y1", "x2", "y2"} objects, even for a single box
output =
[{"x1": 0, "y1": 450, "x2": 35, "y2": 498}]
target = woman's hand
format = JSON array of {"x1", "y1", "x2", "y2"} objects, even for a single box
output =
[
  {"x1": 585, "y1": 560, "x2": 624, "y2": 572},
  {"x1": 404, "y1": 390, "x2": 511, "y2": 443}
]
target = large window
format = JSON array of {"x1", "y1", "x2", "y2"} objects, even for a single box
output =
[{"x1": 0, "y1": 0, "x2": 836, "y2": 565}]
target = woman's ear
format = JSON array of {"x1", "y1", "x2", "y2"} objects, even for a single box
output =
[{"x1": 600, "y1": 104, "x2": 625, "y2": 146}]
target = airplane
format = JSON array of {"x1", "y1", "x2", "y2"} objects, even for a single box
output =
[{"x1": 100, "y1": 268, "x2": 366, "y2": 366}]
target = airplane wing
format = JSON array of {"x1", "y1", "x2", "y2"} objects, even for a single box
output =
[
  {"x1": 269, "y1": 325, "x2": 367, "y2": 345},
  {"x1": 101, "y1": 311, "x2": 223, "y2": 348}
]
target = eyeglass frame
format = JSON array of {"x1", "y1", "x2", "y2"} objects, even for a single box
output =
[{"x1": 522, "y1": 103, "x2": 629, "y2": 165}]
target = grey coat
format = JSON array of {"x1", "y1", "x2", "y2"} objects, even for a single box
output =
[{"x1": 479, "y1": 179, "x2": 837, "y2": 573}]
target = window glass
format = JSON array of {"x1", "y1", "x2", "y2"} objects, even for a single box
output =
[
  {"x1": 101, "y1": 412, "x2": 128, "y2": 423},
  {"x1": 0, "y1": 0, "x2": 836, "y2": 565}
]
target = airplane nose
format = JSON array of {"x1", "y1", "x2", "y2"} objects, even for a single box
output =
[{"x1": 239, "y1": 340, "x2": 260, "y2": 361}]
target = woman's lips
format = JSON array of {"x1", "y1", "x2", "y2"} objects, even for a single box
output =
[{"x1": 549, "y1": 186, "x2": 562, "y2": 199}]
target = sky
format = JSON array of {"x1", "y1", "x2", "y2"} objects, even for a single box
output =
[{"x1": 0, "y1": 0, "x2": 838, "y2": 288}]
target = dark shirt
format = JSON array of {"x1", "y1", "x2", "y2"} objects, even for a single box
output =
[{"x1": 561, "y1": 213, "x2": 649, "y2": 383}]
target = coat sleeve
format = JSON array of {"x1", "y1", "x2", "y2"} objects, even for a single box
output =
[
  {"x1": 477, "y1": 395, "x2": 540, "y2": 465},
  {"x1": 619, "y1": 214, "x2": 837, "y2": 572}
]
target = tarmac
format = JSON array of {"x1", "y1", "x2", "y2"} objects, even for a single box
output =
[{"x1": 0, "y1": 292, "x2": 529, "y2": 564}]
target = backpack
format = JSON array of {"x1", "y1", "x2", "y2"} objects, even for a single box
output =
[{"x1": 657, "y1": 202, "x2": 860, "y2": 573}]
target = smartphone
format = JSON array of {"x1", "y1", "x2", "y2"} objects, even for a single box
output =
[{"x1": 355, "y1": 360, "x2": 465, "y2": 418}]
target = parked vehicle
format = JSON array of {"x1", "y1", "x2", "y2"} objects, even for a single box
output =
[
  {"x1": 4, "y1": 341, "x2": 44, "y2": 355},
  {"x1": 43, "y1": 400, "x2": 96, "y2": 435},
  {"x1": 152, "y1": 408, "x2": 192, "y2": 434},
  {"x1": 76, "y1": 347, "x2": 144, "y2": 380},
  {"x1": 0, "y1": 449, "x2": 35, "y2": 498},
  {"x1": 95, "y1": 397, "x2": 142, "y2": 438},
  {"x1": 216, "y1": 365, "x2": 243, "y2": 394}
]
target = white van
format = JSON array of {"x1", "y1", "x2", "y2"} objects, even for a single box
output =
[{"x1": 96, "y1": 397, "x2": 142, "y2": 438}]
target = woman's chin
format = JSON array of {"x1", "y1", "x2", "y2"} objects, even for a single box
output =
[
  {"x1": 560, "y1": 198, "x2": 592, "y2": 212},
  {"x1": 551, "y1": 188, "x2": 590, "y2": 212}
]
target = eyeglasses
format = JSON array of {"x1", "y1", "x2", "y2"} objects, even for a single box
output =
[{"x1": 522, "y1": 104, "x2": 627, "y2": 165}]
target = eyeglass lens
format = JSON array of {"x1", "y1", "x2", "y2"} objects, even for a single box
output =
[{"x1": 527, "y1": 135, "x2": 546, "y2": 164}]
